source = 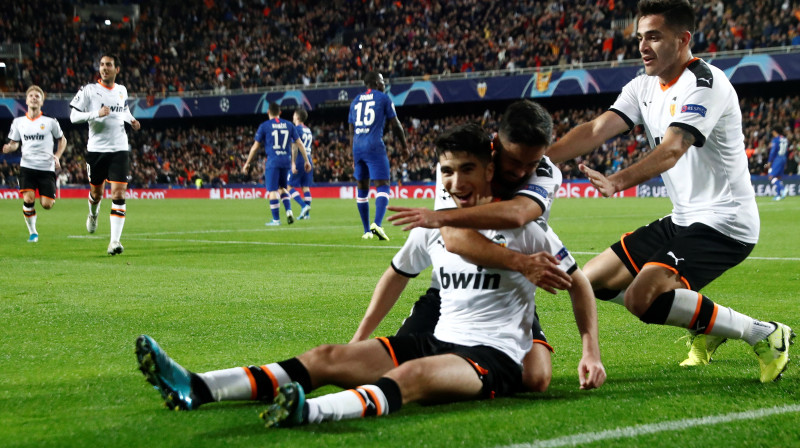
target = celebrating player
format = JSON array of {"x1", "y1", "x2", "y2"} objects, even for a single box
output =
[
  {"x1": 349, "y1": 71, "x2": 407, "y2": 241},
  {"x1": 3, "y1": 85, "x2": 67, "y2": 243},
  {"x1": 70, "y1": 54, "x2": 141, "y2": 255},
  {"x1": 545, "y1": 0, "x2": 793, "y2": 382},
  {"x1": 135, "y1": 123, "x2": 604, "y2": 427}
]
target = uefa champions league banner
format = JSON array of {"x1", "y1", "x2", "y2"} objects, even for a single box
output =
[
  {"x1": 1, "y1": 54, "x2": 799, "y2": 120},
  {"x1": 0, "y1": 178, "x2": 796, "y2": 199}
]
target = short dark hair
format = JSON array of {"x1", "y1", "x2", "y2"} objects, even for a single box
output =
[
  {"x1": 268, "y1": 102, "x2": 281, "y2": 116},
  {"x1": 101, "y1": 53, "x2": 121, "y2": 68},
  {"x1": 637, "y1": 0, "x2": 695, "y2": 34},
  {"x1": 295, "y1": 108, "x2": 308, "y2": 122},
  {"x1": 498, "y1": 100, "x2": 553, "y2": 147},
  {"x1": 364, "y1": 71, "x2": 381, "y2": 88},
  {"x1": 435, "y1": 122, "x2": 492, "y2": 165},
  {"x1": 772, "y1": 125, "x2": 784, "y2": 135}
]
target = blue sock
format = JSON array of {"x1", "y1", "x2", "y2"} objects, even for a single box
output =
[
  {"x1": 290, "y1": 188, "x2": 307, "y2": 207},
  {"x1": 281, "y1": 192, "x2": 292, "y2": 213},
  {"x1": 303, "y1": 192, "x2": 312, "y2": 206},
  {"x1": 776, "y1": 179, "x2": 784, "y2": 196},
  {"x1": 374, "y1": 185, "x2": 390, "y2": 226},
  {"x1": 269, "y1": 199, "x2": 280, "y2": 221},
  {"x1": 357, "y1": 188, "x2": 370, "y2": 233}
]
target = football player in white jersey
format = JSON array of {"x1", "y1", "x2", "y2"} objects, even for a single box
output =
[
  {"x1": 70, "y1": 54, "x2": 141, "y2": 255},
  {"x1": 3, "y1": 85, "x2": 67, "y2": 243},
  {"x1": 385, "y1": 100, "x2": 580, "y2": 393},
  {"x1": 546, "y1": 0, "x2": 793, "y2": 383},
  {"x1": 134, "y1": 123, "x2": 604, "y2": 427}
]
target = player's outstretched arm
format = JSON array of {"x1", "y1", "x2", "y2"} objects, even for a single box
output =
[
  {"x1": 389, "y1": 195, "x2": 542, "y2": 231},
  {"x1": 566, "y1": 268, "x2": 606, "y2": 390},
  {"x1": 350, "y1": 267, "x2": 410, "y2": 343},
  {"x1": 547, "y1": 111, "x2": 628, "y2": 164},
  {"x1": 591, "y1": 125, "x2": 694, "y2": 196},
  {"x1": 439, "y1": 227, "x2": 572, "y2": 293}
]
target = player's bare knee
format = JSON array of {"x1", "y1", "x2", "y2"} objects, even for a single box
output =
[
  {"x1": 301, "y1": 344, "x2": 341, "y2": 373},
  {"x1": 522, "y1": 372, "x2": 550, "y2": 393},
  {"x1": 623, "y1": 288, "x2": 650, "y2": 317}
]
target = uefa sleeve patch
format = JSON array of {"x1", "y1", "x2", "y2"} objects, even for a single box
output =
[
  {"x1": 555, "y1": 247, "x2": 570, "y2": 261},
  {"x1": 525, "y1": 184, "x2": 549, "y2": 198},
  {"x1": 680, "y1": 104, "x2": 707, "y2": 117}
]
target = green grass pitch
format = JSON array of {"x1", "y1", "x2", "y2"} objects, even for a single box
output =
[{"x1": 1, "y1": 196, "x2": 798, "y2": 447}]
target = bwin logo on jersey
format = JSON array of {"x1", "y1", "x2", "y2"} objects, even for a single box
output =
[
  {"x1": 439, "y1": 266, "x2": 500, "y2": 290},
  {"x1": 108, "y1": 105, "x2": 126, "y2": 113},
  {"x1": 23, "y1": 134, "x2": 45, "y2": 141}
]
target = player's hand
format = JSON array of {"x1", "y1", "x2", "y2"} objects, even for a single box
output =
[
  {"x1": 241, "y1": 162, "x2": 249, "y2": 174},
  {"x1": 131, "y1": 119, "x2": 141, "y2": 131},
  {"x1": 2, "y1": 143, "x2": 13, "y2": 154},
  {"x1": 291, "y1": 165, "x2": 298, "y2": 174},
  {"x1": 518, "y1": 252, "x2": 572, "y2": 293},
  {"x1": 304, "y1": 161, "x2": 311, "y2": 172},
  {"x1": 98, "y1": 105, "x2": 111, "y2": 118},
  {"x1": 54, "y1": 156, "x2": 61, "y2": 170},
  {"x1": 579, "y1": 163, "x2": 616, "y2": 197},
  {"x1": 387, "y1": 206, "x2": 442, "y2": 230},
  {"x1": 578, "y1": 355, "x2": 606, "y2": 390}
]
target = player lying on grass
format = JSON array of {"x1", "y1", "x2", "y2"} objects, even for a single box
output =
[{"x1": 135, "y1": 123, "x2": 605, "y2": 427}]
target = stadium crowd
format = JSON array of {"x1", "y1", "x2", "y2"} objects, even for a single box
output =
[
  {"x1": 1, "y1": 94, "x2": 797, "y2": 189},
  {"x1": 2, "y1": 0, "x2": 800, "y2": 95}
]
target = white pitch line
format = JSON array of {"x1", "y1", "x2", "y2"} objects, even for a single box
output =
[
  {"x1": 65, "y1": 235, "x2": 800, "y2": 260},
  {"x1": 66, "y1": 236, "x2": 403, "y2": 250},
  {"x1": 498, "y1": 404, "x2": 800, "y2": 448}
]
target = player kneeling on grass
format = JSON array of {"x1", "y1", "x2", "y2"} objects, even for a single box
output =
[{"x1": 135, "y1": 123, "x2": 605, "y2": 427}]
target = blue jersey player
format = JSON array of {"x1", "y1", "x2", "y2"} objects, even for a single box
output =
[
  {"x1": 769, "y1": 126, "x2": 789, "y2": 201},
  {"x1": 288, "y1": 108, "x2": 313, "y2": 219},
  {"x1": 348, "y1": 71, "x2": 407, "y2": 241},
  {"x1": 244, "y1": 102, "x2": 311, "y2": 225}
]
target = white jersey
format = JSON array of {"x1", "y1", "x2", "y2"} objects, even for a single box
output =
[
  {"x1": 609, "y1": 58, "x2": 758, "y2": 243},
  {"x1": 430, "y1": 155, "x2": 562, "y2": 290},
  {"x1": 70, "y1": 82, "x2": 132, "y2": 153},
  {"x1": 391, "y1": 223, "x2": 576, "y2": 365},
  {"x1": 7, "y1": 112, "x2": 63, "y2": 171},
  {"x1": 434, "y1": 156, "x2": 562, "y2": 222}
]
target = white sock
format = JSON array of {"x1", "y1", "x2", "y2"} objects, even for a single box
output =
[
  {"x1": 23, "y1": 204, "x2": 37, "y2": 234},
  {"x1": 197, "y1": 363, "x2": 291, "y2": 402},
  {"x1": 88, "y1": 196, "x2": 101, "y2": 215},
  {"x1": 197, "y1": 367, "x2": 253, "y2": 402},
  {"x1": 744, "y1": 321, "x2": 777, "y2": 346},
  {"x1": 110, "y1": 201, "x2": 126, "y2": 242},
  {"x1": 307, "y1": 385, "x2": 389, "y2": 423}
]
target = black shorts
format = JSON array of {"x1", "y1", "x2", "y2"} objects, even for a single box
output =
[
  {"x1": 396, "y1": 288, "x2": 551, "y2": 348},
  {"x1": 610, "y1": 216, "x2": 755, "y2": 291},
  {"x1": 377, "y1": 333, "x2": 522, "y2": 399},
  {"x1": 19, "y1": 167, "x2": 57, "y2": 199},
  {"x1": 85, "y1": 151, "x2": 131, "y2": 186}
]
